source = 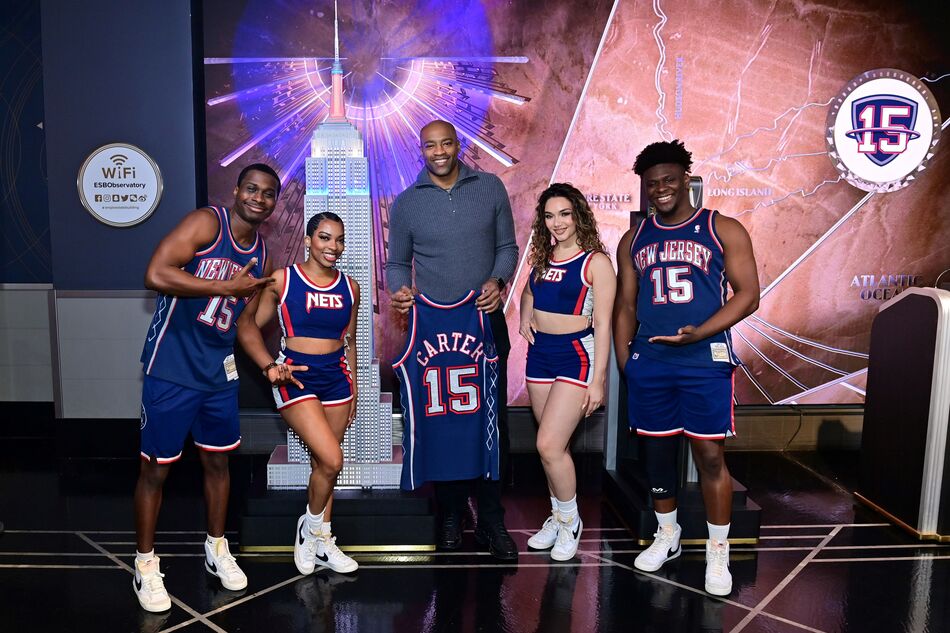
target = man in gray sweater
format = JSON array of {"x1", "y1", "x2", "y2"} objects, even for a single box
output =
[{"x1": 386, "y1": 119, "x2": 519, "y2": 560}]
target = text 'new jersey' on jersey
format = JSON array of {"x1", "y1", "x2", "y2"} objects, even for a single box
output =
[
  {"x1": 393, "y1": 291, "x2": 500, "y2": 490},
  {"x1": 630, "y1": 207, "x2": 740, "y2": 367},
  {"x1": 528, "y1": 250, "x2": 595, "y2": 317},
  {"x1": 141, "y1": 206, "x2": 267, "y2": 390},
  {"x1": 277, "y1": 265, "x2": 354, "y2": 341}
]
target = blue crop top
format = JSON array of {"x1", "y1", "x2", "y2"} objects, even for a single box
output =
[
  {"x1": 277, "y1": 265, "x2": 354, "y2": 341},
  {"x1": 528, "y1": 250, "x2": 595, "y2": 317}
]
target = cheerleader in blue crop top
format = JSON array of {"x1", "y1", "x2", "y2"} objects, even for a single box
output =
[
  {"x1": 519, "y1": 183, "x2": 616, "y2": 561},
  {"x1": 238, "y1": 212, "x2": 359, "y2": 575}
]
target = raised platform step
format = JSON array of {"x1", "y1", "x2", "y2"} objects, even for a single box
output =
[{"x1": 241, "y1": 488, "x2": 436, "y2": 552}]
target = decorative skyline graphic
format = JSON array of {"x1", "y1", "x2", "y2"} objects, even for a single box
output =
[
  {"x1": 268, "y1": 2, "x2": 399, "y2": 489},
  {"x1": 203, "y1": 0, "x2": 950, "y2": 406}
]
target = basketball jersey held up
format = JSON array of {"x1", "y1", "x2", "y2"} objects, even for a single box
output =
[
  {"x1": 277, "y1": 265, "x2": 354, "y2": 341},
  {"x1": 629, "y1": 207, "x2": 740, "y2": 368},
  {"x1": 529, "y1": 250, "x2": 595, "y2": 316},
  {"x1": 394, "y1": 291, "x2": 500, "y2": 490},
  {"x1": 141, "y1": 206, "x2": 267, "y2": 390}
]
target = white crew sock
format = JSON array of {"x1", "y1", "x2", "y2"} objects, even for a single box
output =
[
  {"x1": 656, "y1": 509, "x2": 678, "y2": 533},
  {"x1": 206, "y1": 534, "x2": 224, "y2": 546},
  {"x1": 321, "y1": 521, "x2": 332, "y2": 536},
  {"x1": 707, "y1": 521, "x2": 730, "y2": 545},
  {"x1": 555, "y1": 495, "x2": 579, "y2": 526},
  {"x1": 306, "y1": 505, "x2": 325, "y2": 535},
  {"x1": 549, "y1": 496, "x2": 558, "y2": 516},
  {"x1": 135, "y1": 549, "x2": 155, "y2": 564}
]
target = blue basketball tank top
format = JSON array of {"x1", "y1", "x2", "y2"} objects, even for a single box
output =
[
  {"x1": 141, "y1": 206, "x2": 268, "y2": 390},
  {"x1": 629, "y1": 207, "x2": 740, "y2": 368},
  {"x1": 528, "y1": 250, "x2": 595, "y2": 316},
  {"x1": 277, "y1": 265, "x2": 354, "y2": 341},
  {"x1": 394, "y1": 291, "x2": 501, "y2": 490}
]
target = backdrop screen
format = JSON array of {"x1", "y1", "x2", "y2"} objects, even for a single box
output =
[{"x1": 201, "y1": 0, "x2": 950, "y2": 406}]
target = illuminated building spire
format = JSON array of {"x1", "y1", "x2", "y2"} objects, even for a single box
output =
[{"x1": 329, "y1": 0, "x2": 346, "y2": 121}]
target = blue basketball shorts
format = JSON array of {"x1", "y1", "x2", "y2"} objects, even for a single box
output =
[
  {"x1": 272, "y1": 347, "x2": 353, "y2": 410},
  {"x1": 526, "y1": 328, "x2": 595, "y2": 389},
  {"x1": 139, "y1": 375, "x2": 240, "y2": 463},
  {"x1": 625, "y1": 353, "x2": 736, "y2": 440}
]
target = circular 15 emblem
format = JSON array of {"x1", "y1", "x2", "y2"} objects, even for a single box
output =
[
  {"x1": 826, "y1": 68, "x2": 941, "y2": 193},
  {"x1": 77, "y1": 143, "x2": 163, "y2": 227}
]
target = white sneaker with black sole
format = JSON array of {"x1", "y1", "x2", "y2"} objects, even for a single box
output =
[
  {"x1": 550, "y1": 516, "x2": 582, "y2": 561},
  {"x1": 204, "y1": 537, "x2": 247, "y2": 591},
  {"x1": 133, "y1": 556, "x2": 171, "y2": 613},
  {"x1": 527, "y1": 513, "x2": 560, "y2": 550},
  {"x1": 314, "y1": 533, "x2": 358, "y2": 574},
  {"x1": 634, "y1": 524, "x2": 682, "y2": 572},
  {"x1": 704, "y1": 540, "x2": 732, "y2": 596}
]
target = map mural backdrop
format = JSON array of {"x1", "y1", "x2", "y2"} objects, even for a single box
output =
[{"x1": 201, "y1": 0, "x2": 950, "y2": 406}]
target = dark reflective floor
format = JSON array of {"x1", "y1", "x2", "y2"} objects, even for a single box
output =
[{"x1": 2, "y1": 446, "x2": 949, "y2": 632}]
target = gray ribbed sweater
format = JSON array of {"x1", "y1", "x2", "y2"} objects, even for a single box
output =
[{"x1": 385, "y1": 163, "x2": 519, "y2": 302}]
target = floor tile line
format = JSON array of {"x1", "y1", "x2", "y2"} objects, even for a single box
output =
[
  {"x1": 2, "y1": 529, "x2": 235, "y2": 535},
  {"x1": 198, "y1": 574, "x2": 304, "y2": 620},
  {"x1": 75, "y1": 532, "x2": 229, "y2": 633},
  {"x1": 759, "y1": 523, "x2": 888, "y2": 529},
  {"x1": 811, "y1": 554, "x2": 950, "y2": 563},
  {"x1": 580, "y1": 551, "x2": 753, "y2": 610},
  {"x1": 729, "y1": 525, "x2": 842, "y2": 633},
  {"x1": 8, "y1": 540, "x2": 939, "y2": 561},
  {"x1": 584, "y1": 551, "x2": 825, "y2": 632},
  {"x1": 0, "y1": 552, "x2": 119, "y2": 557},
  {"x1": 358, "y1": 562, "x2": 613, "y2": 569},
  {"x1": 0, "y1": 563, "x2": 122, "y2": 569},
  {"x1": 759, "y1": 535, "x2": 829, "y2": 540}
]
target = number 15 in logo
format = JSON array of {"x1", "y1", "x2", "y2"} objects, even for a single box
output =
[{"x1": 423, "y1": 364, "x2": 481, "y2": 416}]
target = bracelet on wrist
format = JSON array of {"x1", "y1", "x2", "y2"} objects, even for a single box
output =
[{"x1": 262, "y1": 361, "x2": 278, "y2": 376}]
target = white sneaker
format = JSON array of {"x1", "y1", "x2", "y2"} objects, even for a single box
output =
[
  {"x1": 204, "y1": 537, "x2": 247, "y2": 591},
  {"x1": 704, "y1": 540, "x2": 732, "y2": 596},
  {"x1": 315, "y1": 533, "x2": 358, "y2": 574},
  {"x1": 527, "y1": 513, "x2": 560, "y2": 550},
  {"x1": 294, "y1": 514, "x2": 321, "y2": 575},
  {"x1": 550, "y1": 516, "x2": 582, "y2": 561},
  {"x1": 634, "y1": 524, "x2": 682, "y2": 572},
  {"x1": 133, "y1": 556, "x2": 171, "y2": 613}
]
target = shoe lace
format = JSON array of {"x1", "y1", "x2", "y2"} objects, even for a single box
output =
[
  {"x1": 706, "y1": 544, "x2": 728, "y2": 577},
  {"x1": 216, "y1": 549, "x2": 243, "y2": 578},
  {"x1": 321, "y1": 535, "x2": 347, "y2": 560},
  {"x1": 141, "y1": 567, "x2": 166, "y2": 595},
  {"x1": 555, "y1": 522, "x2": 575, "y2": 548},
  {"x1": 303, "y1": 530, "x2": 319, "y2": 556},
  {"x1": 647, "y1": 527, "x2": 675, "y2": 553},
  {"x1": 542, "y1": 513, "x2": 560, "y2": 535}
]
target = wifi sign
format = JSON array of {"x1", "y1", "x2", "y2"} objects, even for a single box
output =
[{"x1": 101, "y1": 154, "x2": 136, "y2": 179}]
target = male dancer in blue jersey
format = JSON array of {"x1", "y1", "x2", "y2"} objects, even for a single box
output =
[
  {"x1": 133, "y1": 164, "x2": 298, "y2": 612},
  {"x1": 386, "y1": 120, "x2": 519, "y2": 560},
  {"x1": 613, "y1": 140, "x2": 759, "y2": 596}
]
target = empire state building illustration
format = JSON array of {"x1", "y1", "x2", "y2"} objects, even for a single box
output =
[{"x1": 268, "y1": 3, "x2": 398, "y2": 489}]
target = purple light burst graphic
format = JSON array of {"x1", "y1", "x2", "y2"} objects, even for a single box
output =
[{"x1": 203, "y1": 1, "x2": 532, "y2": 295}]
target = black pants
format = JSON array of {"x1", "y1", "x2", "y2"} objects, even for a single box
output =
[{"x1": 434, "y1": 308, "x2": 510, "y2": 524}]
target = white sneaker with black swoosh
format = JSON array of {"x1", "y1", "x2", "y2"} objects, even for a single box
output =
[
  {"x1": 527, "y1": 512, "x2": 560, "y2": 550},
  {"x1": 550, "y1": 516, "x2": 582, "y2": 561},
  {"x1": 315, "y1": 533, "x2": 358, "y2": 574},
  {"x1": 294, "y1": 514, "x2": 320, "y2": 575},
  {"x1": 204, "y1": 537, "x2": 247, "y2": 590},
  {"x1": 634, "y1": 524, "x2": 682, "y2": 572},
  {"x1": 133, "y1": 556, "x2": 171, "y2": 613}
]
